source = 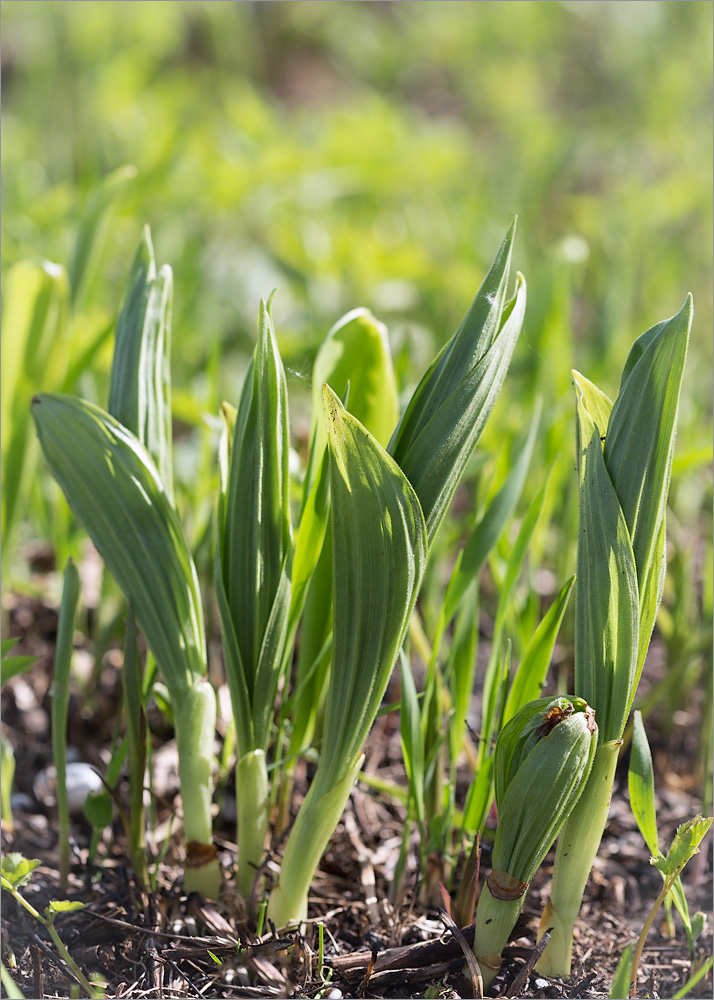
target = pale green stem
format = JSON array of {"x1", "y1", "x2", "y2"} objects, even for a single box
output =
[
  {"x1": 52, "y1": 560, "x2": 80, "y2": 893},
  {"x1": 237, "y1": 749, "x2": 269, "y2": 898},
  {"x1": 174, "y1": 678, "x2": 222, "y2": 898},
  {"x1": 536, "y1": 740, "x2": 621, "y2": 977},
  {"x1": 473, "y1": 881, "x2": 526, "y2": 991},
  {"x1": 267, "y1": 755, "x2": 364, "y2": 927},
  {"x1": 628, "y1": 876, "x2": 675, "y2": 998},
  {"x1": 123, "y1": 602, "x2": 148, "y2": 888}
]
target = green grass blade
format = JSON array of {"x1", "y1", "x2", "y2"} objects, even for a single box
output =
[
  {"x1": 400, "y1": 650, "x2": 426, "y2": 831},
  {"x1": 318, "y1": 385, "x2": 428, "y2": 789},
  {"x1": 503, "y1": 575, "x2": 575, "y2": 725},
  {"x1": 443, "y1": 397, "x2": 541, "y2": 627},
  {"x1": 628, "y1": 710, "x2": 695, "y2": 945},
  {"x1": 1, "y1": 260, "x2": 69, "y2": 551},
  {"x1": 609, "y1": 942, "x2": 635, "y2": 1000},
  {"x1": 446, "y1": 581, "x2": 479, "y2": 769},
  {"x1": 67, "y1": 164, "x2": 137, "y2": 310},
  {"x1": 388, "y1": 220, "x2": 525, "y2": 545},
  {"x1": 628, "y1": 710, "x2": 659, "y2": 856},
  {"x1": 32, "y1": 394, "x2": 206, "y2": 693},
  {"x1": 463, "y1": 755, "x2": 495, "y2": 835},
  {"x1": 108, "y1": 226, "x2": 174, "y2": 501},
  {"x1": 573, "y1": 376, "x2": 639, "y2": 743}
]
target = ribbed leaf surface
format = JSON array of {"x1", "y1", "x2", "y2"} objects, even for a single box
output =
[
  {"x1": 33, "y1": 394, "x2": 205, "y2": 693},
  {"x1": 388, "y1": 220, "x2": 525, "y2": 545},
  {"x1": 604, "y1": 296, "x2": 691, "y2": 686},
  {"x1": 108, "y1": 226, "x2": 174, "y2": 500},
  {"x1": 573, "y1": 377, "x2": 639, "y2": 742},
  {"x1": 216, "y1": 296, "x2": 292, "y2": 752},
  {"x1": 318, "y1": 386, "x2": 427, "y2": 791},
  {"x1": 311, "y1": 307, "x2": 398, "y2": 459}
]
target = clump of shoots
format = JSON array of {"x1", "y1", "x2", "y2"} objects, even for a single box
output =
[{"x1": 537, "y1": 296, "x2": 693, "y2": 976}]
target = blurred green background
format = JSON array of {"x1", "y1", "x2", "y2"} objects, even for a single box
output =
[
  {"x1": 3, "y1": 0, "x2": 711, "y2": 400},
  {"x1": 2, "y1": 0, "x2": 712, "y2": 728}
]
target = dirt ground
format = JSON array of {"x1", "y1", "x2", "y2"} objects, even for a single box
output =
[{"x1": 2, "y1": 586, "x2": 712, "y2": 1000}]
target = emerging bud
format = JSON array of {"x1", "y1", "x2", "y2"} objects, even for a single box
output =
[{"x1": 473, "y1": 696, "x2": 598, "y2": 990}]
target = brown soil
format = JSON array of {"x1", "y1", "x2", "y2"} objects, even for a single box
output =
[{"x1": 2, "y1": 589, "x2": 712, "y2": 1000}]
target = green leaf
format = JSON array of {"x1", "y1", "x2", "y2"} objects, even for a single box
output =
[
  {"x1": 573, "y1": 375, "x2": 639, "y2": 742},
  {"x1": 289, "y1": 444, "x2": 330, "y2": 643},
  {"x1": 1, "y1": 259, "x2": 69, "y2": 550},
  {"x1": 68, "y1": 164, "x2": 137, "y2": 310},
  {"x1": 317, "y1": 385, "x2": 428, "y2": 790},
  {"x1": 628, "y1": 710, "x2": 659, "y2": 856},
  {"x1": 652, "y1": 815, "x2": 712, "y2": 879},
  {"x1": 83, "y1": 789, "x2": 114, "y2": 830},
  {"x1": 503, "y1": 575, "x2": 575, "y2": 725},
  {"x1": 216, "y1": 295, "x2": 292, "y2": 754},
  {"x1": 108, "y1": 226, "x2": 174, "y2": 502},
  {"x1": 32, "y1": 394, "x2": 206, "y2": 694},
  {"x1": 388, "y1": 220, "x2": 525, "y2": 546},
  {"x1": 311, "y1": 307, "x2": 399, "y2": 458},
  {"x1": 1, "y1": 639, "x2": 20, "y2": 656},
  {"x1": 1, "y1": 854, "x2": 41, "y2": 890},
  {"x1": 605, "y1": 296, "x2": 692, "y2": 691},
  {"x1": 47, "y1": 899, "x2": 86, "y2": 914},
  {"x1": 608, "y1": 942, "x2": 635, "y2": 1000},
  {"x1": 1, "y1": 654, "x2": 37, "y2": 683}
]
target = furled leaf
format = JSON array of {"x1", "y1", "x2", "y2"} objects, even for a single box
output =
[
  {"x1": 108, "y1": 226, "x2": 174, "y2": 500},
  {"x1": 317, "y1": 385, "x2": 428, "y2": 790},
  {"x1": 388, "y1": 220, "x2": 525, "y2": 545},
  {"x1": 573, "y1": 376, "x2": 639, "y2": 742},
  {"x1": 216, "y1": 295, "x2": 292, "y2": 753},
  {"x1": 32, "y1": 394, "x2": 205, "y2": 694}
]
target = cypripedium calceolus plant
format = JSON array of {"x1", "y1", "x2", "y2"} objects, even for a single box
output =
[
  {"x1": 472, "y1": 696, "x2": 597, "y2": 990},
  {"x1": 536, "y1": 296, "x2": 692, "y2": 976},
  {"x1": 266, "y1": 219, "x2": 526, "y2": 926},
  {"x1": 32, "y1": 229, "x2": 221, "y2": 897},
  {"x1": 32, "y1": 218, "x2": 525, "y2": 910}
]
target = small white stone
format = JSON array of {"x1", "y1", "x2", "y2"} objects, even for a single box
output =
[
  {"x1": 34, "y1": 762, "x2": 104, "y2": 814},
  {"x1": 534, "y1": 977, "x2": 550, "y2": 989}
]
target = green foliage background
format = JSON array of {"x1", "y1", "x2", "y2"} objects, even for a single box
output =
[
  {"x1": 3, "y1": 1, "x2": 711, "y2": 406},
  {"x1": 2, "y1": 1, "x2": 712, "y2": 724}
]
